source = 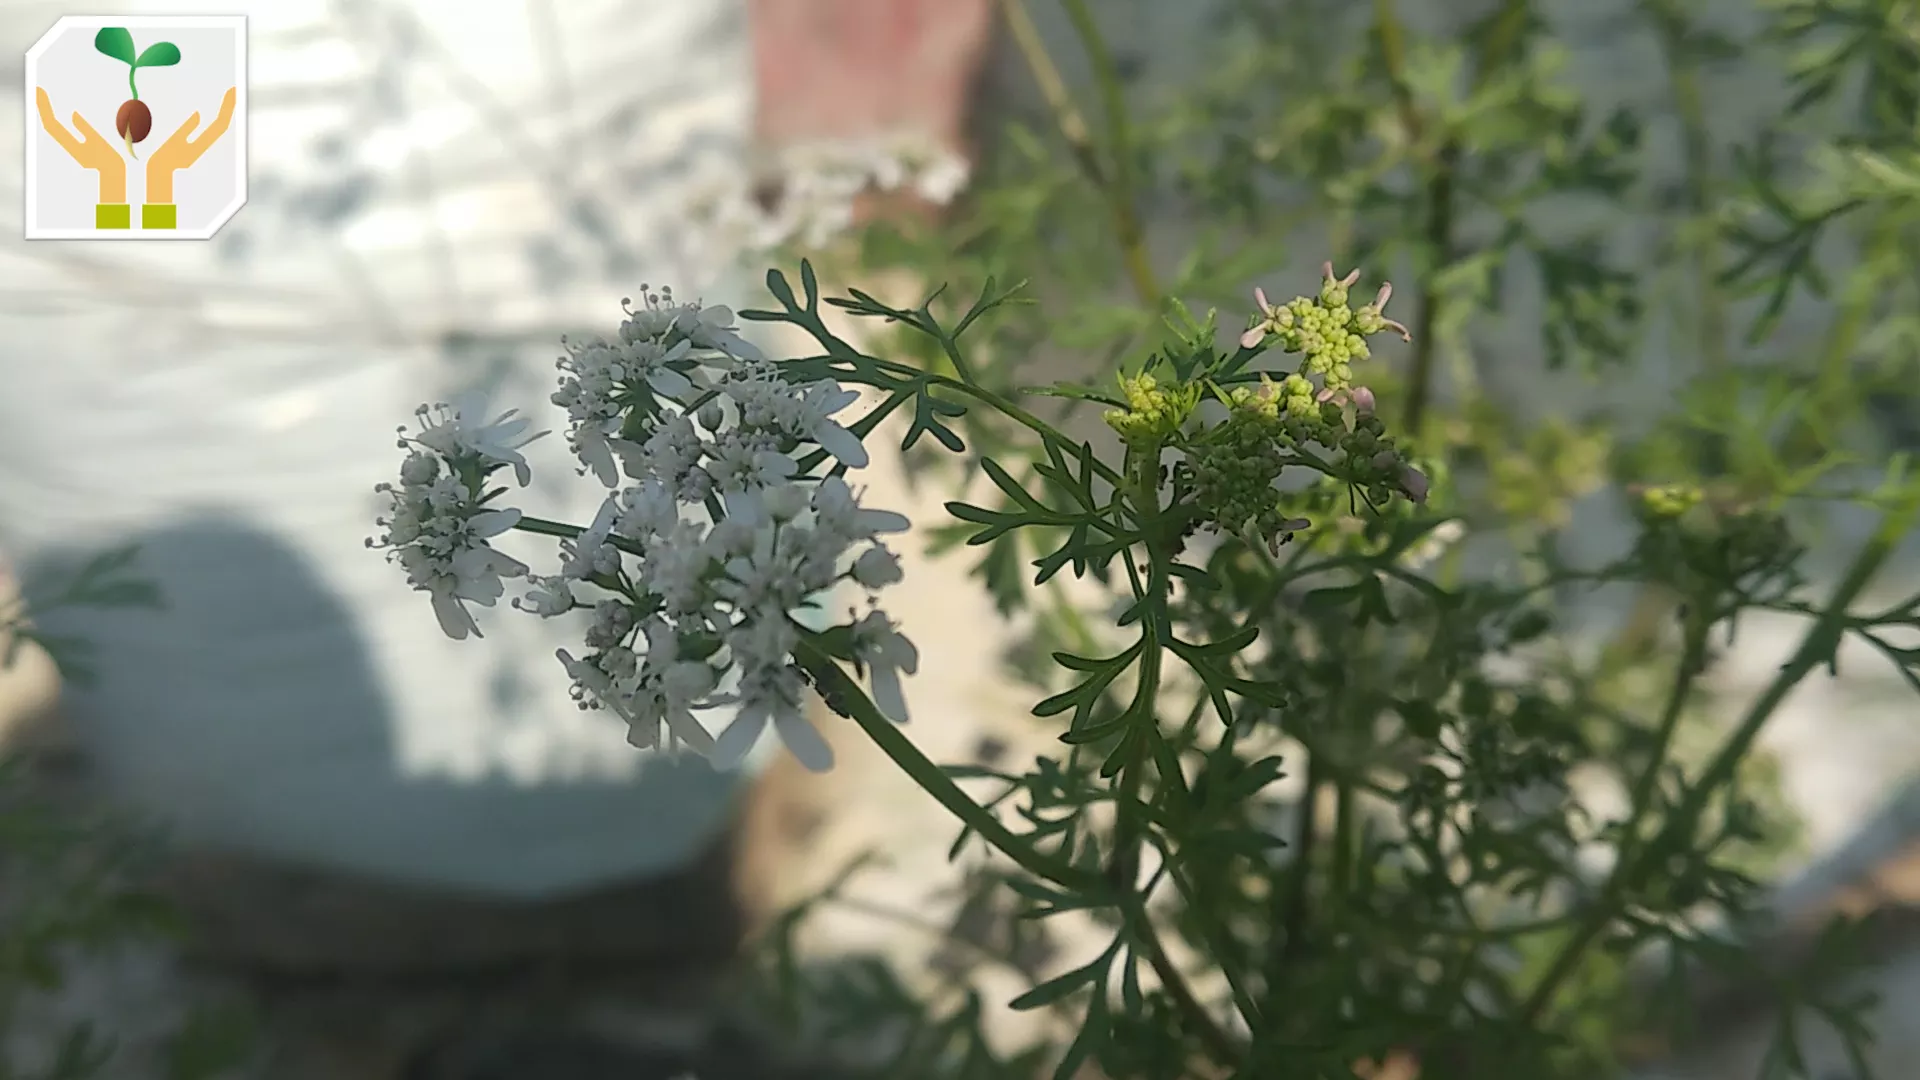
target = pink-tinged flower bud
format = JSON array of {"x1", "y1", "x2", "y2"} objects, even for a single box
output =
[
  {"x1": 1241, "y1": 325, "x2": 1267, "y2": 349},
  {"x1": 1398, "y1": 465, "x2": 1430, "y2": 504},
  {"x1": 1350, "y1": 386, "x2": 1376, "y2": 415},
  {"x1": 1372, "y1": 450, "x2": 1399, "y2": 471}
]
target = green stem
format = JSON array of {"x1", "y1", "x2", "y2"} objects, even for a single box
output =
[
  {"x1": 1591, "y1": 0, "x2": 1730, "y2": 677},
  {"x1": 1372, "y1": 0, "x2": 1438, "y2": 435},
  {"x1": 1329, "y1": 772, "x2": 1355, "y2": 907},
  {"x1": 1644, "y1": 0, "x2": 1728, "y2": 373},
  {"x1": 1123, "y1": 889, "x2": 1242, "y2": 1067},
  {"x1": 999, "y1": 0, "x2": 1163, "y2": 306},
  {"x1": 1270, "y1": 752, "x2": 1321, "y2": 994},
  {"x1": 1522, "y1": 611, "x2": 1709, "y2": 1021},
  {"x1": 791, "y1": 634, "x2": 1107, "y2": 895},
  {"x1": 1518, "y1": 497, "x2": 1919, "y2": 1024}
]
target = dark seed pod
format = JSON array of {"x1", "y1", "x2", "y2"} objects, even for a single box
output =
[{"x1": 115, "y1": 99, "x2": 152, "y2": 143}]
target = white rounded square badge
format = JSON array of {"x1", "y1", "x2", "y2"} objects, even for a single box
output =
[{"x1": 24, "y1": 15, "x2": 247, "y2": 240}]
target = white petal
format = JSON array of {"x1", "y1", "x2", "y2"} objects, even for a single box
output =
[
  {"x1": 489, "y1": 413, "x2": 533, "y2": 442},
  {"x1": 710, "y1": 711, "x2": 766, "y2": 769},
  {"x1": 811, "y1": 384, "x2": 860, "y2": 415},
  {"x1": 870, "y1": 665, "x2": 910, "y2": 723},
  {"x1": 719, "y1": 332, "x2": 766, "y2": 364},
  {"x1": 889, "y1": 634, "x2": 920, "y2": 675},
  {"x1": 431, "y1": 590, "x2": 478, "y2": 640},
  {"x1": 469, "y1": 508, "x2": 523, "y2": 538},
  {"x1": 649, "y1": 367, "x2": 695, "y2": 399},
  {"x1": 756, "y1": 451, "x2": 800, "y2": 479},
  {"x1": 664, "y1": 711, "x2": 717, "y2": 754},
  {"x1": 774, "y1": 708, "x2": 835, "y2": 772},
  {"x1": 722, "y1": 489, "x2": 765, "y2": 522},
  {"x1": 860, "y1": 507, "x2": 912, "y2": 534},
  {"x1": 814, "y1": 422, "x2": 869, "y2": 468},
  {"x1": 578, "y1": 433, "x2": 618, "y2": 487}
]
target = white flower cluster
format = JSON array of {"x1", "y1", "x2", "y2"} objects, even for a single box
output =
[
  {"x1": 699, "y1": 131, "x2": 971, "y2": 253},
  {"x1": 374, "y1": 289, "x2": 918, "y2": 774},
  {"x1": 369, "y1": 393, "x2": 548, "y2": 640}
]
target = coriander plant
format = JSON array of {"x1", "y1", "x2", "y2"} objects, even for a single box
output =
[
  {"x1": 1, "y1": 550, "x2": 253, "y2": 1080},
  {"x1": 371, "y1": 0, "x2": 1920, "y2": 1076}
]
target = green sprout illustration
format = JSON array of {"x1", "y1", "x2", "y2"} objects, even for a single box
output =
[{"x1": 94, "y1": 27, "x2": 180, "y2": 161}]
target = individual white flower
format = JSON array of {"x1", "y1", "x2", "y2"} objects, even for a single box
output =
[
  {"x1": 675, "y1": 303, "x2": 767, "y2": 364},
  {"x1": 851, "y1": 610, "x2": 918, "y2": 722},
  {"x1": 411, "y1": 391, "x2": 548, "y2": 486},
  {"x1": 558, "y1": 646, "x2": 717, "y2": 755},
  {"x1": 514, "y1": 573, "x2": 576, "y2": 617},
  {"x1": 811, "y1": 476, "x2": 911, "y2": 541},
  {"x1": 850, "y1": 544, "x2": 903, "y2": 589},
  {"x1": 717, "y1": 529, "x2": 814, "y2": 619},
  {"x1": 787, "y1": 382, "x2": 869, "y2": 467},
  {"x1": 553, "y1": 340, "x2": 627, "y2": 485},
  {"x1": 619, "y1": 284, "x2": 691, "y2": 342},
  {"x1": 713, "y1": 662, "x2": 826, "y2": 772},
  {"x1": 645, "y1": 519, "x2": 716, "y2": 616},
  {"x1": 759, "y1": 482, "x2": 813, "y2": 522},
  {"x1": 621, "y1": 336, "x2": 697, "y2": 400},
  {"x1": 613, "y1": 478, "x2": 679, "y2": 541},
  {"x1": 560, "y1": 497, "x2": 623, "y2": 581},
  {"x1": 617, "y1": 415, "x2": 710, "y2": 500},
  {"x1": 559, "y1": 648, "x2": 620, "y2": 710},
  {"x1": 628, "y1": 658, "x2": 721, "y2": 752},
  {"x1": 584, "y1": 599, "x2": 637, "y2": 650}
]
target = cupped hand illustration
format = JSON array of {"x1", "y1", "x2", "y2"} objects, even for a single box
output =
[
  {"x1": 146, "y1": 87, "x2": 236, "y2": 205},
  {"x1": 34, "y1": 86, "x2": 127, "y2": 204}
]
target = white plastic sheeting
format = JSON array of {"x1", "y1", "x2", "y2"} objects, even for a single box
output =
[{"x1": 0, "y1": 0, "x2": 769, "y2": 896}]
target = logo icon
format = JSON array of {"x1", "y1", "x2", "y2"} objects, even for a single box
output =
[{"x1": 24, "y1": 15, "x2": 247, "y2": 240}]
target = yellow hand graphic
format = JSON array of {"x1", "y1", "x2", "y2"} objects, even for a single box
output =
[
  {"x1": 146, "y1": 88, "x2": 236, "y2": 207},
  {"x1": 34, "y1": 87, "x2": 128, "y2": 205}
]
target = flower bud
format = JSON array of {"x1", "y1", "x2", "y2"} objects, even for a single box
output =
[
  {"x1": 762, "y1": 483, "x2": 811, "y2": 520},
  {"x1": 399, "y1": 451, "x2": 440, "y2": 486},
  {"x1": 1398, "y1": 465, "x2": 1430, "y2": 504}
]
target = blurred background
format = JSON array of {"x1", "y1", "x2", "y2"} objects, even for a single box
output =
[{"x1": 0, "y1": 1, "x2": 1915, "y2": 1078}]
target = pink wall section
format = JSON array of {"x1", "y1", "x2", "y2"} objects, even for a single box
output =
[{"x1": 749, "y1": 0, "x2": 995, "y2": 193}]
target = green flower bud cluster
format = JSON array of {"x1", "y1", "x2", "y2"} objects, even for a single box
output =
[
  {"x1": 1104, "y1": 371, "x2": 1200, "y2": 449},
  {"x1": 1335, "y1": 410, "x2": 1423, "y2": 506},
  {"x1": 1183, "y1": 398, "x2": 1310, "y2": 556},
  {"x1": 1637, "y1": 483, "x2": 1704, "y2": 519},
  {"x1": 1635, "y1": 486, "x2": 1802, "y2": 601},
  {"x1": 1214, "y1": 373, "x2": 1345, "y2": 448}
]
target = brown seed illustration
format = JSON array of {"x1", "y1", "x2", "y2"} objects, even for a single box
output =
[{"x1": 115, "y1": 99, "x2": 151, "y2": 143}]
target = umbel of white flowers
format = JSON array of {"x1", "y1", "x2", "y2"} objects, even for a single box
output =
[{"x1": 370, "y1": 288, "x2": 916, "y2": 773}]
